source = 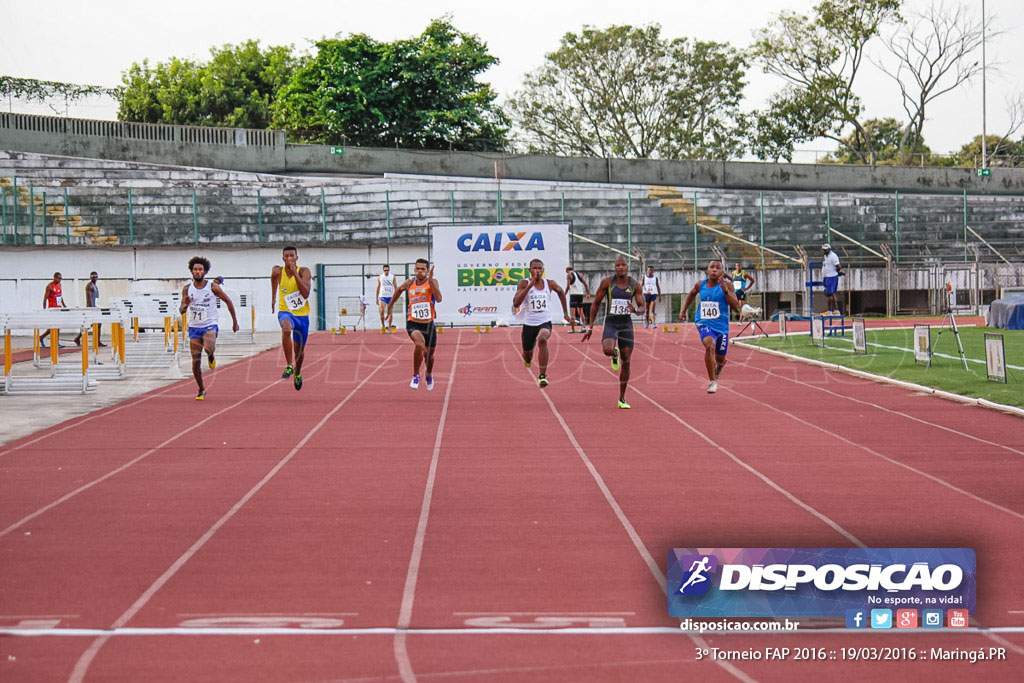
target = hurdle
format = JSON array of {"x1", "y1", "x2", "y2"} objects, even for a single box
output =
[{"x1": 2, "y1": 311, "x2": 98, "y2": 395}]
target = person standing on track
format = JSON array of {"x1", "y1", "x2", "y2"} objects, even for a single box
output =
[
  {"x1": 271, "y1": 245, "x2": 312, "y2": 391},
  {"x1": 680, "y1": 260, "x2": 740, "y2": 394},
  {"x1": 39, "y1": 272, "x2": 66, "y2": 348},
  {"x1": 730, "y1": 263, "x2": 755, "y2": 320},
  {"x1": 388, "y1": 258, "x2": 442, "y2": 391},
  {"x1": 641, "y1": 265, "x2": 661, "y2": 328},
  {"x1": 513, "y1": 258, "x2": 571, "y2": 388},
  {"x1": 565, "y1": 266, "x2": 590, "y2": 333},
  {"x1": 582, "y1": 255, "x2": 645, "y2": 409},
  {"x1": 376, "y1": 265, "x2": 396, "y2": 332},
  {"x1": 74, "y1": 271, "x2": 104, "y2": 347},
  {"x1": 180, "y1": 256, "x2": 239, "y2": 400}
]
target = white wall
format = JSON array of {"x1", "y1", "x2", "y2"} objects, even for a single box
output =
[{"x1": 0, "y1": 245, "x2": 427, "y2": 330}]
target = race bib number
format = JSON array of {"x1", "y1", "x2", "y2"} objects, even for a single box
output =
[
  {"x1": 529, "y1": 295, "x2": 548, "y2": 312},
  {"x1": 188, "y1": 303, "x2": 207, "y2": 324},
  {"x1": 700, "y1": 301, "x2": 721, "y2": 319},
  {"x1": 410, "y1": 301, "x2": 432, "y2": 320},
  {"x1": 643, "y1": 283, "x2": 656, "y2": 294},
  {"x1": 284, "y1": 291, "x2": 306, "y2": 311},
  {"x1": 610, "y1": 298, "x2": 631, "y2": 316},
  {"x1": 380, "y1": 279, "x2": 394, "y2": 296},
  {"x1": 733, "y1": 279, "x2": 745, "y2": 291}
]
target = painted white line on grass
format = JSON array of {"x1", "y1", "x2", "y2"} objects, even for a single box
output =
[
  {"x1": 394, "y1": 333, "x2": 462, "y2": 683},
  {"x1": 67, "y1": 346, "x2": 401, "y2": 683}
]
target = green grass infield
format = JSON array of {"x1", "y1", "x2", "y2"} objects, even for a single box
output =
[{"x1": 742, "y1": 325, "x2": 1024, "y2": 409}]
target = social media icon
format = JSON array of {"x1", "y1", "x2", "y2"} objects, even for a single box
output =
[
  {"x1": 846, "y1": 609, "x2": 867, "y2": 628},
  {"x1": 870, "y1": 609, "x2": 892, "y2": 629},
  {"x1": 896, "y1": 609, "x2": 918, "y2": 629},
  {"x1": 923, "y1": 610, "x2": 943, "y2": 628},
  {"x1": 947, "y1": 609, "x2": 968, "y2": 628}
]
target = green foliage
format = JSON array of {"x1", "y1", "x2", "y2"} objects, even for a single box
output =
[
  {"x1": 750, "y1": 0, "x2": 902, "y2": 162},
  {"x1": 271, "y1": 18, "x2": 508, "y2": 151},
  {"x1": 0, "y1": 76, "x2": 114, "y2": 115},
  {"x1": 117, "y1": 40, "x2": 302, "y2": 128},
  {"x1": 820, "y1": 117, "x2": 931, "y2": 164},
  {"x1": 507, "y1": 25, "x2": 748, "y2": 159}
]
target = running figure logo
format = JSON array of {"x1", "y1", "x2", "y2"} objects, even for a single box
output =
[
  {"x1": 677, "y1": 555, "x2": 718, "y2": 596},
  {"x1": 459, "y1": 303, "x2": 474, "y2": 317}
]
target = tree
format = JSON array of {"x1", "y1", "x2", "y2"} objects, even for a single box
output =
[
  {"x1": 117, "y1": 40, "x2": 301, "y2": 128},
  {"x1": 750, "y1": 0, "x2": 902, "y2": 163},
  {"x1": 271, "y1": 18, "x2": 509, "y2": 151},
  {"x1": 821, "y1": 117, "x2": 932, "y2": 164},
  {"x1": 880, "y1": 2, "x2": 987, "y2": 164},
  {"x1": 506, "y1": 25, "x2": 748, "y2": 159},
  {"x1": 0, "y1": 76, "x2": 115, "y2": 116}
]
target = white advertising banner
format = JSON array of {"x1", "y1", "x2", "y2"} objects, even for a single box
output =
[
  {"x1": 852, "y1": 318, "x2": 867, "y2": 354},
  {"x1": 985, "y1": 333, "x2": 1006, "y2": 383},
  {"x1": 431, "y1": 223, "x2": 570, "y2": 325}
]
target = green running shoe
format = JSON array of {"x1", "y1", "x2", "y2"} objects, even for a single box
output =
[
  {"x1": 617, "y1": 399, "x2": 630, "y2": 409},
  {"x1": 293, "y1": 373, "x2": 303, "y2": 391},
  {"x1": 282, "y1": 365, "x2": 294, "y2": 379}
]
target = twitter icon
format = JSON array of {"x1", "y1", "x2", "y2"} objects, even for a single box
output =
[{"x1": 870, "y1": 609, "x2": 892, "y2": 629}]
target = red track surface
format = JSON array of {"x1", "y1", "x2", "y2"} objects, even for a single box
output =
[{"x1": 1, "y1": 326, "x2": 1021, "y2": 682}]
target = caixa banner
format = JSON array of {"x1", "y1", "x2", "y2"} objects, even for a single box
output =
[
  {"x1": 667, "y1": 548, "x2": 975, "y2": 618},
  {"x1": 431, "y1": 223, "x2": 570, "y2": 325}
]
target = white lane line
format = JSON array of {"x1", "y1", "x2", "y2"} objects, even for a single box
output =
[
  {"x1": 536, "y1": 349, "x2": 757, "y2": 683},
  {"x1": 5, "y1": 625, "x2": 1024, "y2": 637},
  {"x1": 67, "y1": 346, "x2": 401, "y2": 683},
  {"x1": 653, "y1": 342, "x2": 1024, "y2": 523},
  {"x1": 633, "y1": 341, "x2": 1024, "y2": 655},
  {"x1": 0, "y1": 345, "x2": 351, "y2": 539},
  {"x1": 737, "y1": 344, "x2": 1024, "y2": 457},
  {"x1": 393, "y1": 332, "x2": 462, "y2": 683}
]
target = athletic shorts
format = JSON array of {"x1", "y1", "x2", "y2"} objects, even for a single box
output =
[
  {"x1": 697, "y1": 325, "x2": 729, "y2": 356},
  {"x1": 188, "y1": 325, "x2": 217, "y2": 340},
  {"x1": 569, "y1": 294, "x2": 584, "y2": 308},
  {"x1": 406, "y1": 320, "x2": 437, "y2": 348},
  {"x1": 602, "y1": 316, "x2": 635, "y2": 349},
  {"x1": 644, "y1": 293, "x2": 658, "y2": 303},
  {"x1": 823, "y1": 276, "x2": 839, "y2": 295},
  {"x1": 736, "y1": 290, "x2": 747, "y2": 301},
  {"x1": 278, "y1": 311, "x2": 310, "y2": 344},
  {"x1": 521, "y1": 322, "x2": 552, "y2": 351},
  {"x1": 379, "y1": 296, "x2": 392, "y2": 305}
]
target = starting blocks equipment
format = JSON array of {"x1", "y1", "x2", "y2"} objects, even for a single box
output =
[{"x1": 663, "y1": 325, "x2": 679, "y2": 333}]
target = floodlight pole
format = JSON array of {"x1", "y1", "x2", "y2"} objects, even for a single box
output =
[{"x1": 981, "y1": 0, "x2": 988, "y2": 168}]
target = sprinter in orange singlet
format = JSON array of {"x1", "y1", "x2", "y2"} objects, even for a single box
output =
[{"x1": 388, "y1": 258, "x2": 443, "y2": 391}]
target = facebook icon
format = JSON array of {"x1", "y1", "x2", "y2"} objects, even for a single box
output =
[{"x1": 846, "y1": 609, "x2": 867, "y2": 629}]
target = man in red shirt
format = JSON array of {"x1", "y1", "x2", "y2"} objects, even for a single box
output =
[{"x1": 39, "y1": 272, "x2": 66, "y2": 348}]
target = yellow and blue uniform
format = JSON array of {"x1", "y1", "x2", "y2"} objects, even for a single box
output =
[{"x1": 278, "y1": 268, "x2": 310, "y2": 344}]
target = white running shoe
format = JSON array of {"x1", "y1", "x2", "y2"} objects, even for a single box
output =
[
  {"x1": 410, "y1": 375, "x2": 420, "y2": 389},
  {"x1": 426, "y1": 375, "x2": 434, "y2": 391},
  {"x1": 707, "y1": 380, "x2": 718, "y2": 394}
]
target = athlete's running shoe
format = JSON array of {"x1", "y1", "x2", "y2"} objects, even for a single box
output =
[
  {"x1": 425, "y1": 375, "x2": 434, "y2": 391},
  {"x1": 524, "y1": 360, "x2": 532, "y2": 367},
  {"x1": 617, "y1": 399, "x2": 630, "y2": 409},
  {"x1": 196, "y1": 389, "x2": 206, "y2": 401},
  {"x1": 707, "y1": 380, "x2": 718, "y2": 394},
  {"x1": 410, "y1": 374, "x2": 420, "y2": 389},
  {"x1": 293, "y1": 374, "x2": 303, "y2": 391},
  {"x1": 538, "y1": 374, "x2": 549, "y2": 388},
  {"x1": 208, "y1": 355, "x2": 216, "y2": 370},
  {"x1": 282, "y1": 365, "x2": 294, "y2": 379},
  {"x1": 610, "y1": 347, "x2": 621, "y2": 372}
]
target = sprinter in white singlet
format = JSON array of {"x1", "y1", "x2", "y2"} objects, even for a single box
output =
[
  {"x1": 180, "y1": 256, "x2": 239, "y2": 400},
  {"x1": 513, "y1": 258, "x2": 570, "y2": 388}
]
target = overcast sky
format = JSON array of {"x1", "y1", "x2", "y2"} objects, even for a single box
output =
[{"x1": 2, "y1": 0, "x2": 1021, "y2": 160}]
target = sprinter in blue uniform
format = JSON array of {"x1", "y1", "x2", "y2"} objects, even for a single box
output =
[{"x1": 680, "y1": 260, "x2": 741, "y2": 394}]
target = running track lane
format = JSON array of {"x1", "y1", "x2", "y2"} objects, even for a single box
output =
[{"x1": 1, "y1": 340, "x2": 397, "y2": 680}]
